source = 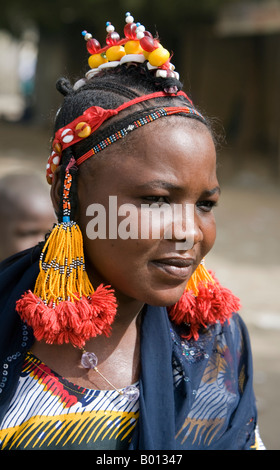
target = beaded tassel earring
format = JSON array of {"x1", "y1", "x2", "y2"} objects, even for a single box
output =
[
  {"x1": 168, "y1": 260, "x2": 241, "y2": 340},
  {"x1": 16, "y1": 158, "x2": 117, "y2": 349}
]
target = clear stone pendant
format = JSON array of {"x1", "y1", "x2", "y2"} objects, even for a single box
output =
[
  {"x1": 81, "y1": 350, "x2": 98, "y2": 369},
  {"x1": 80, "y1": 349, "x2": 140, "y2": 402},
  {"x1": 122, "y1": 385, "x2": 140, "y2": 402}
]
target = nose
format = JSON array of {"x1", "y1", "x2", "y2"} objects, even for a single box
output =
[{"x1": 170, "y1": 203, "x2": 203, "y2": 250}]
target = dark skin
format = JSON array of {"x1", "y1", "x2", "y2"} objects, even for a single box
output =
[
  {"x1": 0, "y1": 184, "x2": 55, "y2": 261},
  {"x1": 31, "y1": 118, "x2": 220, "y2": 390}
]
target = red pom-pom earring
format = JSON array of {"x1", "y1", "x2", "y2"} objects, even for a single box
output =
[{"x1": 168, "y1": 260, "x2": 241, "y2": 340}]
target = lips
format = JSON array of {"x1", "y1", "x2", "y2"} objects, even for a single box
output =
[{"x1": 151, "y1": 256, "x2": 195, "y2": 279}]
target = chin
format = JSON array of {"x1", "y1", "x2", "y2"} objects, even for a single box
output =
[
  {"x1": 148, "y1": 298, "x2": 181, "y2": 308},
  {"x1": 143, "y1": 287, "x2": 186, "y2": 308}
]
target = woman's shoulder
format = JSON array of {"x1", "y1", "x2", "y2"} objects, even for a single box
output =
[{"x1": 170, "y1": 311, "x2": 253, "y2": 366}]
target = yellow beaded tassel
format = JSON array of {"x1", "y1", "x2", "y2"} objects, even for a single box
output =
[
  {"x1": 34, "y1": 221, "x2": 93, "y2": 305},
  {"x1": 185, "y1": 259, "x2": 215, "y2": 296},
  {"x1": 16, "y1": 165, "x2": 117, "y2": 348}
]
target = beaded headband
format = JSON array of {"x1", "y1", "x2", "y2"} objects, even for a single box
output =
[
  {"x1": 76, "y1": 106, "x2": 205, "y2": 166},
  {"x1": 47, "y1": 90, "x2": 205, "y2": 183}
]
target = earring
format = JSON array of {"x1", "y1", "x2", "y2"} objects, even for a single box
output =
[
  {"x1": 167, "y1": 259, "x2": 241, "y2": 340},
  {"x1": 16, "y1": 158, "x2": 118, "y2": 349}
]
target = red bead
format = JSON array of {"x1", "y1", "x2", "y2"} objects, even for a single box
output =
[
  {"x1": 106, "y1": 31, "x2": 120, "y2": 46},
  {"x1": 124, "y1": 22, "x2": 137, "y2": 39},
  {"x1": 86, "y1": 38, "x2": 101, "y2": 54},
  {"x1": 144, "y1": 31, "x2": 153, "y2": 39},
  {"x1": 140, "y1": 35, "x2": 157, "y2": 52}
]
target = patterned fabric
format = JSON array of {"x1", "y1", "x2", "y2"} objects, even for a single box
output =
[
  {"x1": 129, "y1": 307, "x2": 263, "y2": 450},
  {"x1": 0, "y1": 319, "x2": 265, "y2": 450},
  {"x1": 0, "y1": 352, "x2": 139, "y2": 450},
  {"x1": 171, "y1": 324, "x2": 263, "y2": 448}
]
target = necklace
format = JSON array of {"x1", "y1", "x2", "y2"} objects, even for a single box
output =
[{"x1": 80, "y1": 349, "x2": 140, "y2": 402}]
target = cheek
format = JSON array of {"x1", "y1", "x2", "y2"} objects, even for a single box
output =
[
  {"x1": 83, "y1": 237, "x2": 158, "y2": 303},
  {"x1": 201, "y1": 215, "x2": 217, "y2": 256}
]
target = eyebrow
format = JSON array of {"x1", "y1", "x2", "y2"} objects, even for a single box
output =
[
  {"x1": 201, "y1": 186, "x2": 221, "y2": 197},
  {"x1": 137, "y1": 180, "x2": 221, "y2": 195},
  {"x1": 137, "y1": 180, "x2": 182, "y2": 191}
]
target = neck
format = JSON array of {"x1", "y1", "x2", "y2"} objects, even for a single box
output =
[
  {"x1": 114, "y1": 291, "x2": 144, "y2": 326},
  {"x1": 85, "y1": 293, "x2": 143, "y2": 354},
  {"x1": 31, "y1": 298, "x2": 143, "y2": 390},
  {"x1": 87, "y1": 261, "x2": 145, "y2": 332}
]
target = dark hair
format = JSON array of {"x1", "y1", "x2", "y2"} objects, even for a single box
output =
[{"x1": 54, "y1": 63, "x2": 211, "y2": 222}]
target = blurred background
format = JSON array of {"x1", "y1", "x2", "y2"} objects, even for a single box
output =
[{"x1": 0, "y1": 0, "x2": 279, "y2": 449}]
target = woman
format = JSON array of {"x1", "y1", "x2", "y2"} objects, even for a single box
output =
[{"x1": 0, "y1": 13, "x2": 263, "y2": 450}]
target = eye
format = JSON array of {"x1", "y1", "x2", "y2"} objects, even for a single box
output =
[
  {"x1": 142, "y1": 196, "x2": 169, "y2": 205},
  {"x1": 196, "y1": 200, "x2": 218, "y2": 212}
]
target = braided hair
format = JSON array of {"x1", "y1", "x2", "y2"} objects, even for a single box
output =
[{"x1": 54, "y1": 63, "x2": 212, "y2": 222}]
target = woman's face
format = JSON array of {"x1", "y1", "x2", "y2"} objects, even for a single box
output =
[{"x1": 77, "y1": 118, "x2": 220, "y2": 307}]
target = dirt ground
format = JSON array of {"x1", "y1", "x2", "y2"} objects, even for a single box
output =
[{"x1": 0, "y1": 120, "x2": 279, "y2": 450}]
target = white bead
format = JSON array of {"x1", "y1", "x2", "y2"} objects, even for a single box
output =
[
  {"x1": 73, "y1": 78, "x2": 87, "y2": 90},
  {"x1": 156, "y1": 69, "x2": 167, "y2": 78},
  {"x1": 98, "y1": 61, "x2": 120, "y2": 69},
  {"x1": 120, "y1": 54, "x2": 146, "y2": 65},
  {"x1": 52, "y1": 156, "x2": 60, "y2": 165},
  {"x1": 125, "y1": 15, "x2": 134, "y2": 24},
  {"x1": 136, "y1": 31, "x2": 145, "y2": 39},
  {"x1": 106, "y1": 24, "x2": 115, "y2": 33},
  {"x1": 147, "y1": 62, "x2": 158, "y2": 70},
  {"x1": 85, "y1": 69, "x2": 101, "y2": 79},
  {"x1": 84, "y1": 33, "x2": 92, "y2": 41},
  {"x1": 137, "y1": 25, "x2": 145, "y2": 32},
  {"x1": 61, "y1": 128, "x2": 74, "y2": 144}
]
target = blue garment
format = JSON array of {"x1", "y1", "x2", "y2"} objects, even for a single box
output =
[
  {"x1": 130, "y1": 304, "x2": 257, "y2": 449},
  {"x1": 0, "y1": 247, "x2": 258, "y2": 450}
]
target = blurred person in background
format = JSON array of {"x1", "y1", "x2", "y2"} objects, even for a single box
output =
[{"x1": 0, "y1": 171, "x2": 55, "y2": 261}]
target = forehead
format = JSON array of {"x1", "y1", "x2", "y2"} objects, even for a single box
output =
[
  {"x1": 79, "y1": 117, "x2": 216, "y2": 184},
  {"x1": 131, "y1": 116, "x2": 213, "y2": 156}
]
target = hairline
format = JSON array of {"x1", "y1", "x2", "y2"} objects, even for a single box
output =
[{"x1": 78, "y1": 113, "x2": 213, "y2": 178}]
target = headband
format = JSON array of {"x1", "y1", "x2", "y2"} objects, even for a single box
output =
[{"x1": 47, "y1": 91, "x2": 205, "y2": 183}]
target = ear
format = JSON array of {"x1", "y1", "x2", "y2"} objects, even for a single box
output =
[{"x1": 50, "y1": 167, "x2": 62, "y2": 216}]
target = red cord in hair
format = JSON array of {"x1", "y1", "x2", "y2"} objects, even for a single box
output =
[{"x1": 52, "y1": 91, "x2": 191, "y2": 154}]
